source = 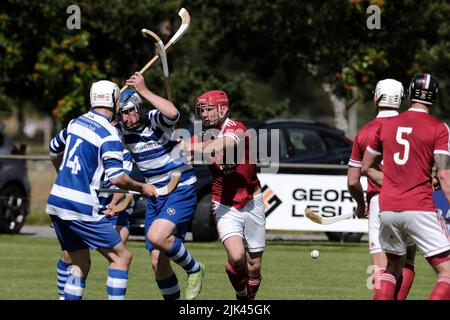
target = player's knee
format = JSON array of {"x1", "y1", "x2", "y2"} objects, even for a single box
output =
[
  {"x1": 227, "y1": 255, "x2": 245, "y2": 269},
  {"x1": 122, "y1": 249, "x2": 133, "y2": 266},
  {"x1": 147, "y1": 233, "x2": 165, "y2": 249}
]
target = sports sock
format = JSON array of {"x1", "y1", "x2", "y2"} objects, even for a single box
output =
[
  {"x1": 247, "y1": 276, "x2": 262, "y2": 300},
  {"x1": 429, "y1": 277, "x2": 450, "y2": 300},
  {"x1": 225, "y1": 262, "x2": 247, "y2": 298},
  {"x1": 156, "y1": 273, "x2": 180, "y2": 300},
  {"x1": 56, "y1": 258, "x2": 71, "y2": 300},
  {"x1": 166, "y1": 237, "x2": 201, "y2": 274},
  {"x1": 106, "y1": 268, "x2": 128, "y2": 300},
  {"x1": 396, "y1": 264, "x2": 415, "y2": 300},
  {"x1": 64, "y1": 274, "x2": 86, "y2": 300},
  {"x1": 373, "y1": 272, "x2": 396, "y2": 300}
]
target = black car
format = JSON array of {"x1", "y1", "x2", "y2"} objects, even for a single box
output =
[
  {"x1": 0, "y1": 123, "x2": 30, "y2": 234},
  {"x1": 128, "y1": 119, "x2": 361, "y2": 242}
]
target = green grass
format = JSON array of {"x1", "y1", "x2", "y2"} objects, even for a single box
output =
[{"x1": 0, "y1": 235, "x2": 437, "y2": 300}]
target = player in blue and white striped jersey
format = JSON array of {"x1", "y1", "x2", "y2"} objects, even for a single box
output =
[
  {"x1": 47, "y1": 80, "x2": 157, "y2": 300},
  {"x1": 55, "y1": 149, "x2": 135, "y2": 300},
  {"x1": 117, "y1": 72, "x2": 205, "y2": 300}
]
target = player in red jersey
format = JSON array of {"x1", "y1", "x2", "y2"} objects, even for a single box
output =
[
  {"x1": 185, "y1": 90, "x2": 265, "y2": 300},
  {"x1": 362, "y1": 73, "x2": 450, "y2": 300},
  {"x1": 348, "y1": 79, "x2": 416, "y2": 299}
]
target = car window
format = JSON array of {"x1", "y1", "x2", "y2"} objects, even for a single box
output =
[
  {"x1": 322, "y1": 133, "x2": 350, "y2": 149},
  {"x1": 285, "y1": 128, "x2": 326, "y2": 156}
]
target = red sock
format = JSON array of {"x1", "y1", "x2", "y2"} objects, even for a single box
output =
[
  {"x1": 372, "y1": 267, "x2": 385, "y2": 299},
  {"x1": 373, "y1": 273, "x2": 397, "y2": 300},
  {"x1": 429, "y1": 277, "x2": 450, "y2": 300},
  {"x1": 396, "y1": 264, "x2": 415, "y2": 300},
  {"x1": 225, "y1": 262, "x2": 247, "y2": 297},
  {"x1": 247, "y1": 276, "x2": 262, "y2": 300}
]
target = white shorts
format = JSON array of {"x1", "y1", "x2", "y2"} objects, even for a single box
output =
[
  {"x1": 368, "y1": 195, "x2": 383, "y2": 254},
  {"x1": 369, "y1": 195, "x2": 414, "y2": 254},
  {"x1": 379, "y1": 210, "x2": 450, "y2": 257},
  {"x1": 214, "y1": 194, "x2": 266, "y2": 253}
]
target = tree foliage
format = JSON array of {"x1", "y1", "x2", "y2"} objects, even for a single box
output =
[{"x1": 0, "y1": 0, "x2": 448, "y2": 129}]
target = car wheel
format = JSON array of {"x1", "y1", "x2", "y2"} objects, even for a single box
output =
[
  {"x1": 0, "y1": 183, "x2": 28, "y2": 234},
  {"x1": 325, "y1": 232, "x2": 363, "y2": 242},
  {"x1": 191, "y1": 193, "x2": 217, "y2": 242}
]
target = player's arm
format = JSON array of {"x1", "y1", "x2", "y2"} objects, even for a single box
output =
[
  {"x1": 126, "y1": 72, "x2": 179, "y2": 120},
  {"x1": 435, "y1": 154, "x2": 450, "y2": 203},
  {"x1": 361, "y1": 149, "x2": 383, "y2": 185},
  {"x1": 106, "y1": 149, "x2": 133, "y2": 212},
  {"x1": 366, "y1": 168, "x2": 383, "y2": 187},
  {"x1": 347, "y1": 167, "x2": 366, "y2": 218},
  {"x1": 102, "y1": 140, "x2": 157, "y2": 198},
  {"x1": 189, "y1": 136, "x2": 236, "y2": 159},
  {"x1": 49, "y1": 128, "x2": 68, "y2": 173}
]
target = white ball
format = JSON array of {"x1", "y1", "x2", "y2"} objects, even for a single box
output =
[{"x1": 310, "y1": 250, "x2": 319, "y2": 259}]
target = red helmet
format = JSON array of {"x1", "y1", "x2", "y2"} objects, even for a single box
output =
[{"x1": 195, "y1": 90, "x2": 229, "y2": 115}]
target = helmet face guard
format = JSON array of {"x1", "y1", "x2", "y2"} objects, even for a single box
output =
[
  {"x1": 195, "y1": 90, "x2": 229, "y2": 128},
  {"x1": 118, "y1": 89, "x2": 144, "y2": 130}
]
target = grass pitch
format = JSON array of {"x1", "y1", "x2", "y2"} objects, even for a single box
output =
[{"x1": 0, "y1": 235, "x2": 437, "y2": 300}]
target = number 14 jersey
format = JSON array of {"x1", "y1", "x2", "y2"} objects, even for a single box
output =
[{"x1": 367, "y1": 108, "x2": 450, "y2": 212}]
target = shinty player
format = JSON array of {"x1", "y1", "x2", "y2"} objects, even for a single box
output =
[
  {"x1": 362, "y1": 73, "x2": 450, "y2": 300},
  {"x1": 184, "y1": 90, "x2": 265, "y2": 300},
  {"x1": 347, "y1": 79, "x2": 416, "y2": 299},
  {"x1": 117, "y1": 72, "x2": 205, "y2": 300}
]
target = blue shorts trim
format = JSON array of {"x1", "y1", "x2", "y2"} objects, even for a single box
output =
[
  {"x1": 145, "y1": 185, "x2": 197, "y2": 251},
  {"x1": 50, "y1": 215, "x2": 122, "y2": 251}
]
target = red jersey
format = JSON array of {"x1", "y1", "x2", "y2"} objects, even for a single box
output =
[
  {"x1": 208, "y1": 118, "x2": 261, "y2": 209},
  {"x1": 348, "y1": 110, "x2": 399, "y2": 203},
  {"x1": 368, "y1": 108, "x2": 450, "y2": 212}
]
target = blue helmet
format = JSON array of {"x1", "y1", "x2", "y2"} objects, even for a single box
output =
[{"x1": 118, "y1": 89, "x2": 144, "y2": 130}]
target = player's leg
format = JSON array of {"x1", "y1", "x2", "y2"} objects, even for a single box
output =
[
  {"x1": 56, "y1": 250, "x2": 72, "y2": 300},
  {"x1": 148, "y1": 219, "x2": 204, "y2": 299},
  {"x1": 65, "y1": 249, "x2": 91, "y2": 300},
  {"x1": 70, "y1": 216, "x2": 132, "y2": 300},
  {"x1": 223, "y1": 235, "x2": 248, "y2": 300},
  {"x1": 215, "y1": 202, "x2": 248, "y2": 300},
  {"x1": 147, "y1": 186, "x2": 204, "y2": 300},
  {"x1": 373, "y1": 211, "x2": 407, "y2": 300},
  {"x1": 395, "y1": 244, "x2": 416, "y2": 300},
  {"x1": 150, "y1": 249, "x2": 180, "y2": 300},
  {"x1": 427, "y1": 253, "x2": 450, "y2": 300},
  {"x1": 50, "y1": 215, "x2": 90, "y2": 300},
  {"x1": 367, "y1": 195, "x2": 387, "y2": 296},
  {"x1": 404, "y1": 210, "x2": 450, "y2": 299},
  {"x1": 245, "y1": 251, "x2": 263, "y2": 300},
  {"x1": 243, "y1": 193, "x2": 266, "y2": 300}
]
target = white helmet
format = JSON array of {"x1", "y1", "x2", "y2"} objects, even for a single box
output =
[
  {"x1": 90, "y1": 80, "x2": 120, "y2": 109},
  {"x1": 373, "y1": 79, "x2": 404, "y2": 108}
]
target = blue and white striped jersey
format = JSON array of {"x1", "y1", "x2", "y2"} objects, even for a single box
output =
[
  {"x1": 46, "y1": 110, "x2": 125, "y2": 221},
  {"x1": 118, "y1": 110, "x2": 196, "y2": 188},
  {"x1": 97, "y1": 149, "x2": 134, "y2": 214}
]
